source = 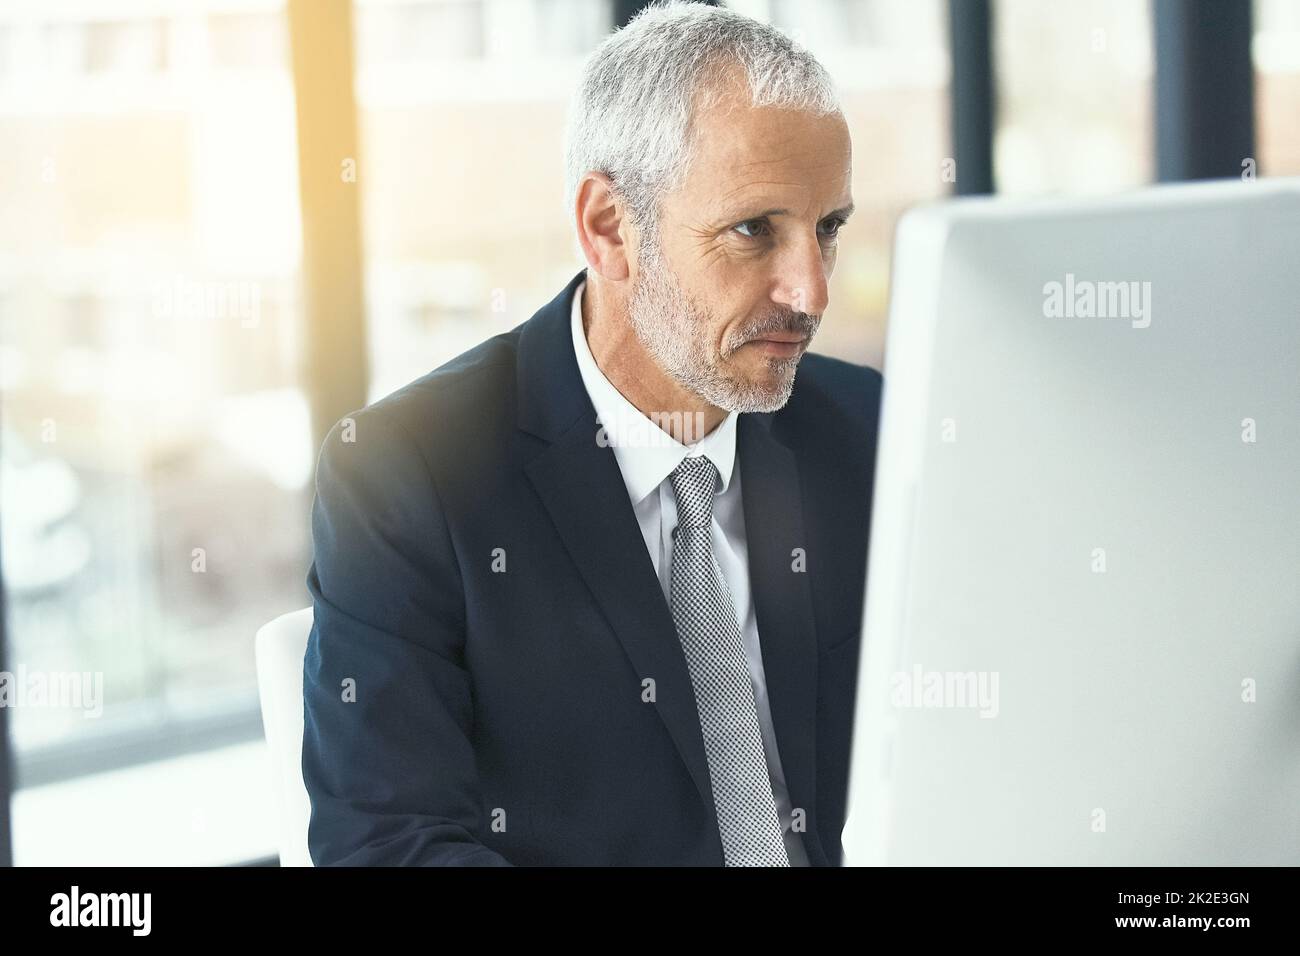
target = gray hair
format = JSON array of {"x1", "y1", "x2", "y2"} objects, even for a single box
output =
[{"x1": 563, "y1": 0, "x2": 842, "y2": 247}]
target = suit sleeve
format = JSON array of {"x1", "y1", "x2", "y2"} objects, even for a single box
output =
[{"x1": 301, "y1": 408, "x2": 512, "y2": 866}]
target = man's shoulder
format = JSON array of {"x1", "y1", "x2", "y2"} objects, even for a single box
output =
[{"x1": 343, "y1": 324, "x2": 525, "y2": 451}]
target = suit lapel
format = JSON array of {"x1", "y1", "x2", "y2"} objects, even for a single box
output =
[
  {"x1": 516, "y1": 271, "x2": 717, "y2": 817},
  {"x1": 524, "y1": 418, "x2": 717, "y2": 815}
]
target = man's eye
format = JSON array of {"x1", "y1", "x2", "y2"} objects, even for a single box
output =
[
  {"x1": 819, "y1": 216, "x2": 847, "y2": 239},
  {"x1": 733, "y1": 219, "x2": 770, "y2": 239}
]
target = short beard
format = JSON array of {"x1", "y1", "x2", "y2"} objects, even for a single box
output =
[{"x1": 626, "y1": 228, "x2": 819, "y2": 414}]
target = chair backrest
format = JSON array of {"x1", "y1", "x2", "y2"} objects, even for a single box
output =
[{"x1": 254, "y1": 606, "x2": 315, "y2": 867}]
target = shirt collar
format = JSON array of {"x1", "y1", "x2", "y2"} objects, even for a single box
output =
[{"x1": 570, "y1": 278, "x2": 738, "y2": 505}]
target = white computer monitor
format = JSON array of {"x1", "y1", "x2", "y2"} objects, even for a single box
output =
[{"x1": 843, "y1": 177, "x2": 1300, "y2": 866}]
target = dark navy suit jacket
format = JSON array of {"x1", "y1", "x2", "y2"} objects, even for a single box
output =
[{"x1": 302, "y1": 268, "x2": 883, "y2": 866}]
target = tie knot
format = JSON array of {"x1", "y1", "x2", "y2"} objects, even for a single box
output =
[{"x1": 670, "y1": 455, "x2": 719, "y2": 529}]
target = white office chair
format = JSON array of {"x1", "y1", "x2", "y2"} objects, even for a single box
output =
[{"x1": 254, "y1": 606, "x2": 316, "y2": 867}]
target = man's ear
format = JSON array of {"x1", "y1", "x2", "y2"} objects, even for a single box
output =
[{"x1": 574, "y1": 172, "x2": 631, "y2": 281}]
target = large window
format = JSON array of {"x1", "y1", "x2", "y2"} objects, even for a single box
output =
[{"x1": 0, "y1": 0, "x2": 308, "y2": 862}]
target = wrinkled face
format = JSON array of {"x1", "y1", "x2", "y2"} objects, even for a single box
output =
[{"x1": 628, "y1": 85, "x2": 853, "y2": 413}]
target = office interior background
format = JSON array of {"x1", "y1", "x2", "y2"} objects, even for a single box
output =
[{"x1": 0, "y1": 0, "x2": 1295, "y2": 866}]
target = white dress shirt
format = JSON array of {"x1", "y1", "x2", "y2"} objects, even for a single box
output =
[{"x1": 570, "y1": 278, "x2": 811, "y2": 866}]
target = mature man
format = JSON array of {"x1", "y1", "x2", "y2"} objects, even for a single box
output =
[{"x1": 303, "y1": 0, "x2": 882, "y2": 866}]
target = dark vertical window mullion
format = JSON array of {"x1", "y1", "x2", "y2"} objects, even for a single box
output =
[
  {"x1": 948, "y1": 0, "x2": 996, "y2": 196},
  {"x1": 1155, "y1": 0, "x2": 1255, "y2": 181},
  {"x1": 614, "y1": 0, "x2": 716, "y2": 31}
]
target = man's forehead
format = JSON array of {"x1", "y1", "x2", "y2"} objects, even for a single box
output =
[
  {"x1": 690, "y1": 113, "x2": 849, "y2": 191},
  {"x1": 696, "y1": 162, "x2": 853, "y2": 220}
]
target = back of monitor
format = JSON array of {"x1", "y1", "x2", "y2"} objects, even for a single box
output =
[{"x1": 843, "y1": 178, "x2": 1300, "y2": 865}]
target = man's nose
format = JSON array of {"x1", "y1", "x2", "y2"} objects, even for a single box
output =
[{"x1": 772, "y1": 241, "x2": 830, "y2": 317}]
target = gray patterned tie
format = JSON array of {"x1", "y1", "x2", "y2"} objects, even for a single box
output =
[{"x1": 668, "y1": 454, "x2": 791, "y2": 866}]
